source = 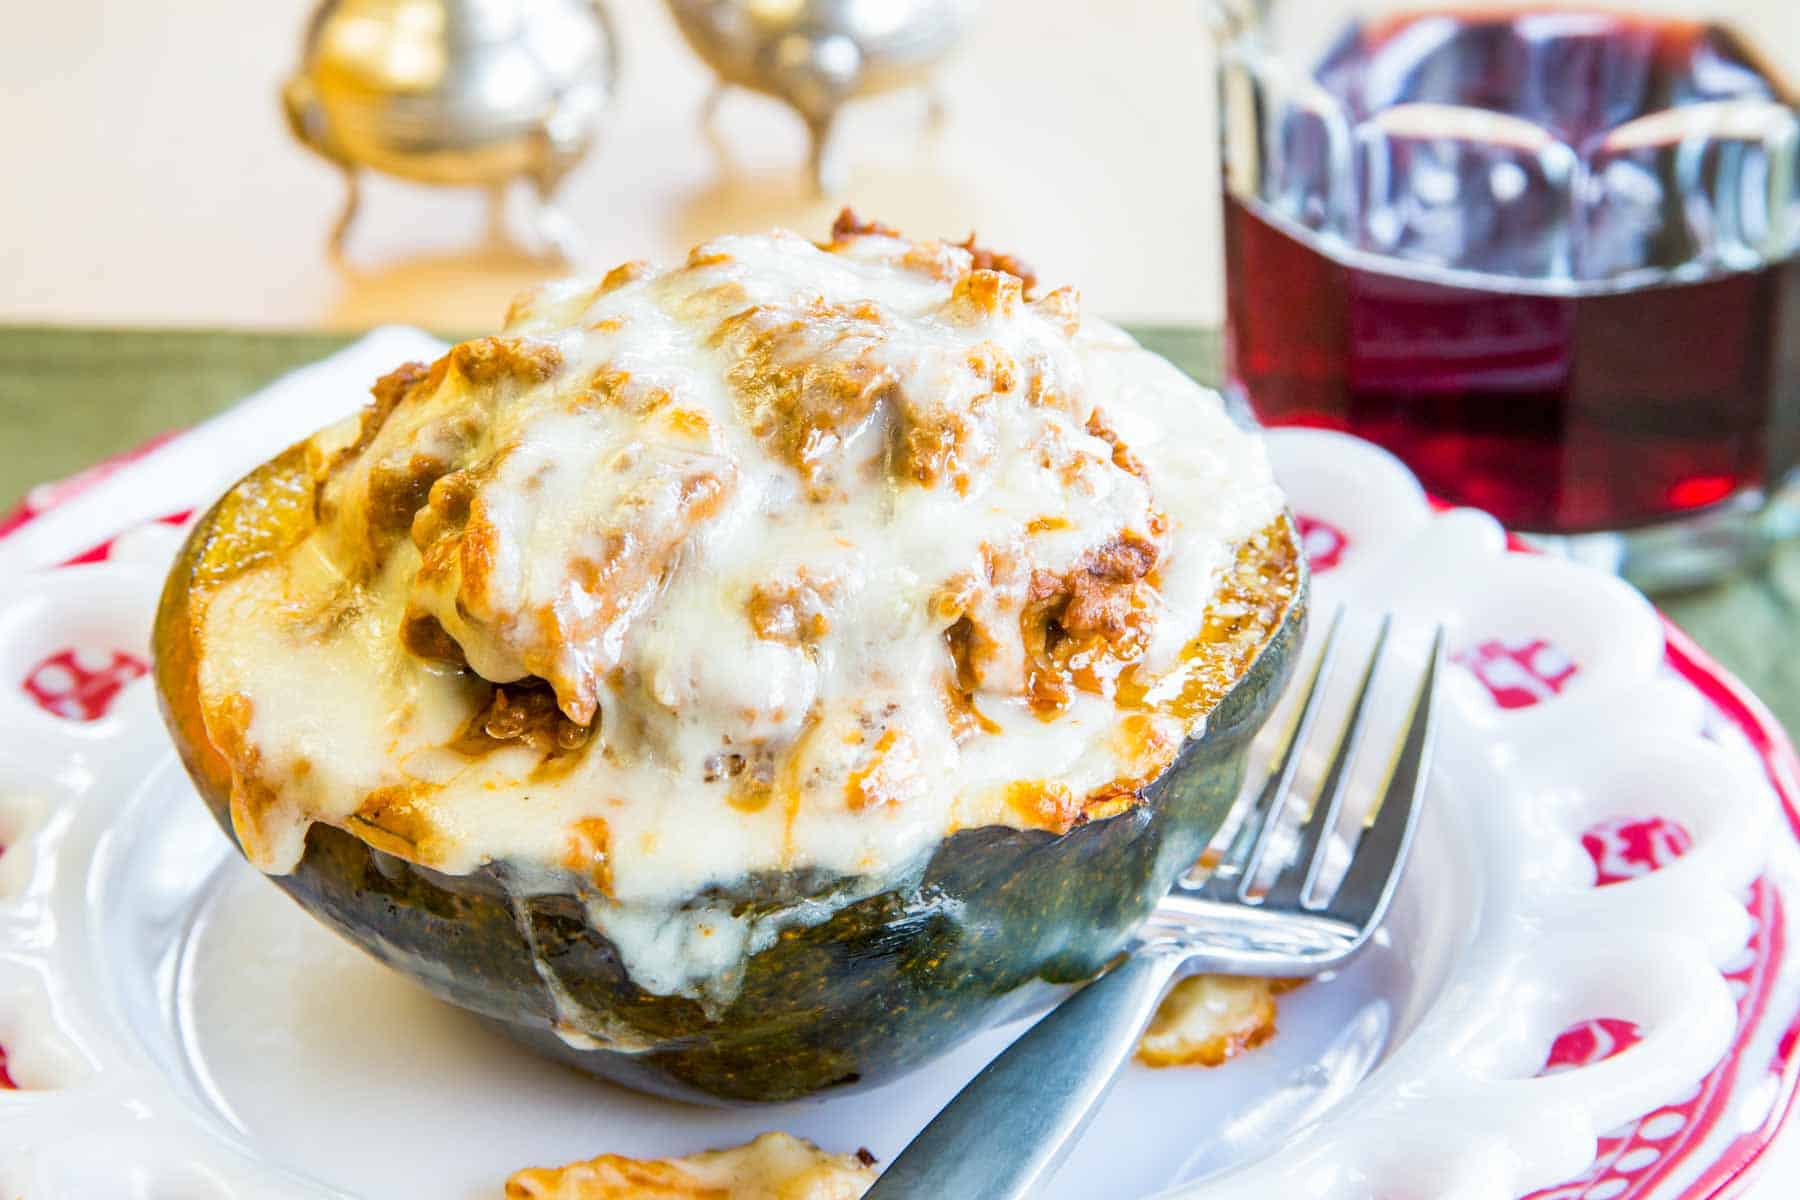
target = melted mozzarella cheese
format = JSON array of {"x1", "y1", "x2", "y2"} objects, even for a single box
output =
[{"x1": 191, "y1": 225, "x2": 1286, "y2": 999}]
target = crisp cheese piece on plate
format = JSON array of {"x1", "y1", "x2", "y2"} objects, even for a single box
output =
[
  {"x1": 505, "y1": 1131, "x2": 877, "y2": 1200},
  {"x1": 1137, "y1": 974, "x2": 1291, "y2": 1068}
]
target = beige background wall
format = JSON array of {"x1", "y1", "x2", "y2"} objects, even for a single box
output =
[{"x1": 0, "y1": 0, "x2": 1224, "y2": 331}]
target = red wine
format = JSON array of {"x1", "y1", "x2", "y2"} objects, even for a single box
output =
[{"x1": 1224, "y1": 9, "x2": 1800, "y2": 534}]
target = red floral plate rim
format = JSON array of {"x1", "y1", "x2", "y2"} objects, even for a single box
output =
[{"x1": 1634, "y1": 621, "x2": 1798, "y2": 1199}]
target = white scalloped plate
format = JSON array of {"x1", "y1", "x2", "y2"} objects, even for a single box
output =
[{"x1": 1, "y1": 336, "x2": 1798, "y2": 1199}]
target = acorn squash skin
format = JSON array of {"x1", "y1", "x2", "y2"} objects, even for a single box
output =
[{"x1": 154, "y1": 448, "x2": 1307, "y2": 1105}]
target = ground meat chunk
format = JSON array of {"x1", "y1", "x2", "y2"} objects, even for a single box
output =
[
  {"x1": 449, "y1": 335, "x2": 563, "y2": 387},
  {"x1": 1085, "y1": 407, "x2": 1147, "y2": 478},
  {"x1": 1021, "y1": 532, "x2": 1162, "y2": 714},
  {"x1": 712, "y1": 300, "x2": 899, "y2": 495},
  {"x1": 747, "y1": 570, "x2": 840, "y2": 645},
  {"x1": 829, "y1": 208, "x2": 901, "y2": 240},
  {"x1": 955, "y1": 232, "x2": 1038, "y2": 292}
]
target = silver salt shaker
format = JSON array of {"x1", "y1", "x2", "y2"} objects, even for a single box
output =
[
  {"x1": 665, "y1": 0, "x2": 982, "y2": 193},
  {"x1": 283, "y1": 0, "x2": 619, "y2": 261}
]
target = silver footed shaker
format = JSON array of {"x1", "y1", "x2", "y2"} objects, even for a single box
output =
[
  {"x1": 282, "y1": 0, "x2": 619, "y2": 262},
  {"x1": 665, "y1": 0, "x2": 983, "y2": 194}
]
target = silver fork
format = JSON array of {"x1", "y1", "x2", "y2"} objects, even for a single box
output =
[{"x1": 862, "y1": 612, "x2": 1444, "y2": 1200}]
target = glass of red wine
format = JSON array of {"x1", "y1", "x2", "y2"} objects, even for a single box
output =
[{"x1": 1213, "y1": 1, "x2": 1800, "y2": 589}]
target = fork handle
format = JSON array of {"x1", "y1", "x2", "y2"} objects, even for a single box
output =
[{"x1": 861, "y1": 945, "x2": 1187, "y2": 1200}]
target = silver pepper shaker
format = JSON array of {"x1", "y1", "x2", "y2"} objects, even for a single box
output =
[
  {"x1": 283, "y1": 0, "x2": 619, "y2": 262},
  {"x1": 665, "y1": 0, "x2": 982, "y2": 193}
]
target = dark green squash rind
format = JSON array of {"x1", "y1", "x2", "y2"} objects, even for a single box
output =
[{"x1": 155, "y1": 456, "x2": 1307, "y2": 1105}]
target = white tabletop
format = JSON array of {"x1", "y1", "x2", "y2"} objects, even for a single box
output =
[
  {"x1": 4, "y1": 1, "x2": 1799, "y2": 1192},
  {"x1": 2, "y1": 0, "x2": 1232, "y2": 333}
]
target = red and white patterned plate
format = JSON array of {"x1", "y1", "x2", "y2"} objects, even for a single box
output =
[
  {"x1": 1273, "y1": 432, "x2": 1800, "y2": 1200},
  {"x1": 0, "y1": 338, "x2": 1794, "y2": 1199}
]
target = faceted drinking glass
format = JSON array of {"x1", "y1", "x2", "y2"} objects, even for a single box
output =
[{"x1": 1212, "y1": 0, "x2": 1800, "y2": 589}]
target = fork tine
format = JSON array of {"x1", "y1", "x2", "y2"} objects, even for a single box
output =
[
  {"x1": 1324, "y1": 626, "x2": 1445, "y2": 927},
  {"x1": 1262, "y1": 614, "x2": 1393, "y2": 909},
  {"x1": 1196, "y1": 608, "x2": 1346, "y2": 903}
]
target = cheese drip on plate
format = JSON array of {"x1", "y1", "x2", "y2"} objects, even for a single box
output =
[
  {"x1": 505, "y1": 1132, "x2": 877, "y2": 1200},
  {"x1": 190, "y1": 216, "x2": 1288, "y2": 998}
]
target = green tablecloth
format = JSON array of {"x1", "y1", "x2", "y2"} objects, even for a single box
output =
[{"x1": 4, "y1": 324, "x2": 1797, "y2": 738}]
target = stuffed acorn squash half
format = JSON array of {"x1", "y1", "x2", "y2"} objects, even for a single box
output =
[{"x1": 153, "y1": 215, "x2": 1306, "y2": 1104}]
